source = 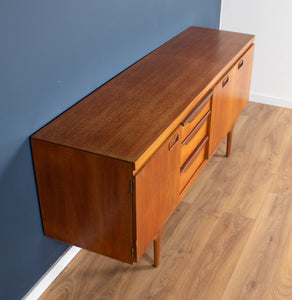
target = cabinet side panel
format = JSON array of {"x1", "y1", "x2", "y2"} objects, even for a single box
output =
[
  {"x1": 31, "y1": 139, "x2": 134, "y2": 263},
  {"x1": 134, "y1": 127, "x2": 181, "y2": 261}
]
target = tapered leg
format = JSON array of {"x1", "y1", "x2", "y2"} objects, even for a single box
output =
[
  {"x1": 153, "y1": 230, "x2": 163, "y2": 267},
  {"x1": 226, "y1": 127, "x2": 234, "y2": 157}
]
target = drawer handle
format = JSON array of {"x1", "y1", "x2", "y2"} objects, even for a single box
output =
[
  {"x1": 169, "y1": 133, "x2": 179, "y2": 151},
  {"x1": 181, "y1": 89, "x2": 213, "y2": 126},
  {"x1": 180, "y1": 136, "x2": 208, "y2": 174},
  {"x1": 181, "y1": 110, "x2": 211, "y2": 146},
  {"x1": 222, "y1": 75, "x2": 229, "y2": 88},
  {"x1": 238, "y1": 59, "x2": 244, "y2": 70}
]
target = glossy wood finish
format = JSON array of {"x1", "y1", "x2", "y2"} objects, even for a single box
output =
[
  {"x1": 31, "y1": 27, "x2": 255, "y2": 267},
  {"x1": 181, "y1": 90, "x2": 212, "y2": 126},
  {"x1": 181, "y1": 112, "x2": 209, "y2": 166},
  {"x1": 233, "y1": 44, "x2": 255, "y2": 121},
  {"x1": 209, "y1": 44, "x2": 254, "y2": 157},
  {"x1": 31, "y1": 139, "x2": 134, "y2": 263},
  {"x1": 181, "y1": 98, "x2": 211, "y2": 142},
  {"x1": 180, "y1": 137, "x2": 208, "y2": 193},
  {"x1": 209, "y1": 64, "x2": 237, "y2": 156},
  {"x1": 134, "y1": 127, "x2": 181, "y2": 262},
  {"x1": 40, "y1": 103, "x2": 292, "y2": 300},
  {"x1": 32, "y1": 27, "x2": 254, "y2": 170}
]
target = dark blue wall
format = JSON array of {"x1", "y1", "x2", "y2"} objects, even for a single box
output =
[{"x1": 0, "y1": 0, "x2": 221, "y2": 298}]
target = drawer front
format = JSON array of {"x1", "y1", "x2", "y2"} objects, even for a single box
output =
[
  {"x1": 181, "y1": 90, "x2": 213, "y2": 141},
  {"x1": 181, "y1": 111, "x2": 210, "y2": 166},
  {"x1": 179, "y1": 136, "x2": 208, "y2": 193}
]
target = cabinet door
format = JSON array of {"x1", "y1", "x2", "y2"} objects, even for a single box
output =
[
  {"x1": 209, "y1": 45, "x2": 254, "y2": 156},
  {"x1": 134, "y1": 126, "x2": 181, "y2": 261},
  {"x1": 209, "y1": 66, "x2": 237, "y2": 156},
  {"x1": 233, "y1": 44, "x2": 255, "y2": 121}
]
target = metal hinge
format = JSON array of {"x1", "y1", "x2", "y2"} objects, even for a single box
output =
[
  {"x1": 131, "y1": 247, "x2": 135, "y2": 258},
  {"x1": 129, "y1": 180, "x2": 133, "y2": 194}
]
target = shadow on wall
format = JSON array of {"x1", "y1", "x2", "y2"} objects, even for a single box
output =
[{"x1": 0, "y1": 139, "x2": 67, "y2": 299}]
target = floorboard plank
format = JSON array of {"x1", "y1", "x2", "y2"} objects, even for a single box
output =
[
  {"x1": 267, "y1": 228, "x2": 292, "y2": 300},
  {"x1": 222, "y1": 193, "x2": 292, "y2": 300},
  {"x1": 39, "y1": 103, "x2": 292, "y2": 300},
  {"x1": 174, "y1": 212, "x2": 254, "y2": 300}
]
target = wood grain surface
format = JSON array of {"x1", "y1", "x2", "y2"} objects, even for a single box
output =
[
  {"x1": 134, "y1": 126, "x2": 181, "y2": 261},
  {"x1": 267, "y1": 228, "x2": 292, "y2": 299},
  {"x1": 32, "y1": 27, "x2": 254, "y2": 168},
  {"x1": 40, "y1": 102, "x2": 292, "y2": 299},
  {"x1": 209, "y1": 44, "x2": 254, "y2": 157},
  {"x1": 31, "y1": 140, "x2": 135, "y2": 263}
]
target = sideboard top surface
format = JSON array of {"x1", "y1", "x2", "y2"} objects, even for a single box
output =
[{"x1": 32, "y1": 26, "x2": 254, "y2": 165}]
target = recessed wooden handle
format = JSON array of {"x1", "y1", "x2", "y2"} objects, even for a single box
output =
[
  {"x1": 181, "y1": 89, "x2": 213, "y2": 126},
  {"x1": 222, "y1": 75, "x2": 229, "y2": 88},
  {"x1": 180, "y1": 136, "x2": 208, "y2": 174},
  {"x1": 169, "y1": 133, "x2": 179, "y2": 151},
  {"x1": 181, "y1": 110, "x2": 211, "y2": 146},
  {"x1": 238, "y1": 59, "x2": 244, "y2": 69}
]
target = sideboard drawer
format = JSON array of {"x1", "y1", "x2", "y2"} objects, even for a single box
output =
[
  {"x1": 180, "y1": 136, "x2": 208, "y2": 192},
  {"x1": 181, "y1": 90, "x2": 213, "y2": 141},
  {"x1": 181, "y1": 111, "x2": 210, "y2": 166}
]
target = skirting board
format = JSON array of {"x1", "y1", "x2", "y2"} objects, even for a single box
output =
[
  {"x1": 22, "y1": 246, "x2": 81, "y2": 300},
  {"x1": 250, "y1": 91, "x2": 292, "y2": 109}
]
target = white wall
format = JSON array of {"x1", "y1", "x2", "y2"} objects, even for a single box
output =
[{"x1": 220, "y1": 0, "x2": 292, "y2": 108}]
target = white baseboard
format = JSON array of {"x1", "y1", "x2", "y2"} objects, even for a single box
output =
[
  {"x1": 250, "y1": 91, "x2": 292, "y2": 109},
  {"x1": 22, "y1": 246, "x2": 81, "y2": 300}
]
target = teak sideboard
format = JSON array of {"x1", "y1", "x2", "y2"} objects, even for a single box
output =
[{"x1": 31, "y1": 27, "x2": 255, "y2": 267}]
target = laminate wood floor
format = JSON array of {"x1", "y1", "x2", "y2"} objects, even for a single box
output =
[{"x1": 40, "y1": 102, "x2": 292, "y2": 300}]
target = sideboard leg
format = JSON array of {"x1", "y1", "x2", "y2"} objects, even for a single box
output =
[
  {"x1": 153, "y1": 230, "x2": 163, "y2": 267},
  {"x1": 226, "y1": 127, "x2": 234, "y2": 157}
]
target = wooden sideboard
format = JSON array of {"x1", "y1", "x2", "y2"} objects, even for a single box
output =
[{"x1": 31, "y1": 26, "x2": 255, "y2": 267}]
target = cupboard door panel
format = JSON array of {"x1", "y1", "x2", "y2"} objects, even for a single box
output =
[
  {"x1": 209, "y1": 45, "x2": 255, "y2": 156},
  {"x1": 31, "y1": 139, "x2": 135, "y2": 263},
  {"x1": 233, "y1": 44, "x2": 255, "y2": 120},
  {"x1": 134, "y1": 127, "x2": 181, "y2": 261},
  {"x1": 209, "y1": 67, "x2": 237, "y2": 156}
]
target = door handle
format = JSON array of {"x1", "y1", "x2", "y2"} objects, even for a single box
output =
[
  {"x1": 169, "y1": 133, "x2": 179, "y2": 151},
  {"x1": 238, "y1": 59, "x2": 244, "y2": 69},
  {"x1": 222, "y1": 75, "x2": 229, "y2": 88}
]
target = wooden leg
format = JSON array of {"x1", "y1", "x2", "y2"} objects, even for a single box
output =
[
  {"x1": 226, "y1": 127, "x2": 234, "y2": 157},
  {"x1": 153, "y1": 230, "x2": 163, "y2": 267}
]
